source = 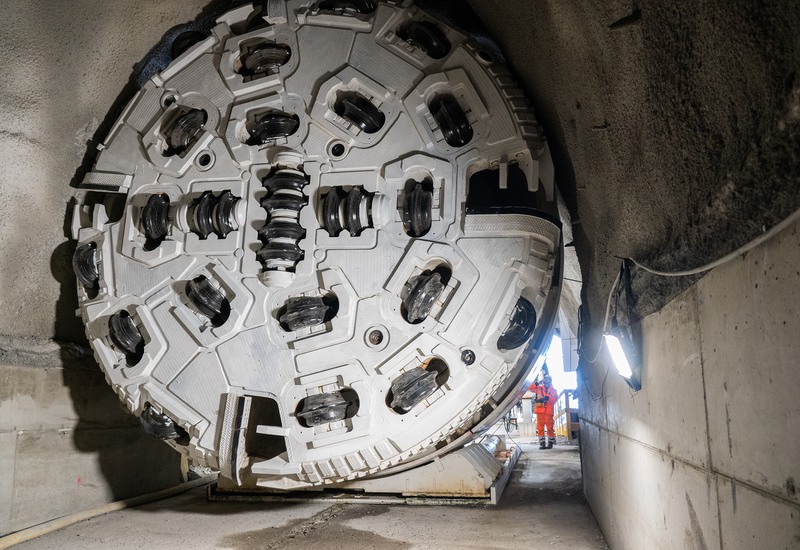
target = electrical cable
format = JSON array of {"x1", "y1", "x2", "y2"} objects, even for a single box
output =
[
  {"x1": 579, "y1": 264, "x2": 622, "y2": 400},
  {"x1": 500, "y1": 414, "x2": 531, "y2": 460},
  {"x1": 0, "y1": 475, "x2": 217, "y2": 549},
  {"x1": 583, "y1": 361, "x2": 610, "y2": 402},
  {"x1": 628, "y1": 207, "x2": 800, "y2": 277},
  {"x1": 580, "y1": 207, "x2": 800, "y2": 400},
  {"x1": 582, "y1": 266, "x2": 621, "y2": 365},
  {"x1": 600, "y1": 267, "x2": 622, "y2": 338}
]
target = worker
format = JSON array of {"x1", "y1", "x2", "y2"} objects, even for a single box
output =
[{"x1": 531, "y1": 374, "x2": 558, "y2": 449}]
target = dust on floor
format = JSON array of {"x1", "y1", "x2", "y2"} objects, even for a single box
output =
[{"x1": 12, "y1": 442, "x2": 607, "y2": 550}]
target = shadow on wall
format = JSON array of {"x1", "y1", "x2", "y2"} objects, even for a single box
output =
[
  {"x1": 61, "y1": 345, "x2": 184, "y2": 499},
  {"x1": 49, "y1": 239, "x2": 182, "y2": 500},
  {"x1": 48, "y1": 0, "x2": 256, "y2": 501}
]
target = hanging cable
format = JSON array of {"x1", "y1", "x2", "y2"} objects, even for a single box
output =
[
  {"x1": 629, "y1": 207, "x2": 800, "y2": 277},
  {"x1": 581, "y1": 263, "x2": 622, "y2": 365},
  {"x1": 580, "y1": 207, "x2": 800, "y2": 399},
  {"x1": 579, "y1": 260, "x2": 629, "y2": 400}
]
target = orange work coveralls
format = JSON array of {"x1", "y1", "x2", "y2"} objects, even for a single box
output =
[{"x1": 531, "y1": 382, "x2": 558, "y2": 443}]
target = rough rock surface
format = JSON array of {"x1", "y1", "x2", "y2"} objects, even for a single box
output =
[{"x1": 468, "y1": 0, "x2": 800, "y2": 335}]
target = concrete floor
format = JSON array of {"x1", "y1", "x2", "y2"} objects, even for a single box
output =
[{"x1": 13, "y1": 439, "x2": 607, "y2": 550}]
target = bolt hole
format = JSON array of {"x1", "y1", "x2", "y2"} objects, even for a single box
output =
[
  {"x1": 331, "y1": 143, "x2": 346, "y2": 157},
  {"x1": 197, "y1": 153, "x2": 212, "y2": 167},
  {"x1": 476, "y1": 50, "x2": 494, "y2": 64},
  {"x1": 161, "y1": 94, "x2": 177, "y2": 107},
  {"x1": 364, "y1": 325, "x2": 389, "y2": 349}
]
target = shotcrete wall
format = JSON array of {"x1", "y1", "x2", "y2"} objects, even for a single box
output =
[{"x1": 579, "y1": 218, "x2": 800, "y2": 549}]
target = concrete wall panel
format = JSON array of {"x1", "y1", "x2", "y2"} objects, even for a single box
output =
[
  {"x1": 615, "y1": 433, "x2": 719, "y2": 550},
  {"x1": 717, "y1": 477, "x2": 800, "y2": 550},
  {"x1": 0, "y1": 431, "x2": 16, "y2": 527},
  {"x1": 0, "y1": 365, "x2": 79, "y2": 430},
  {"x1": 11, "y1": 429, "x2": 115, "y2": 527},
  {"x1": 580, "y1": 422, "x2": 615, "y2": 537},
  {"x1": 9, "y1": 426, "x2": 181, "y2": 531},
  {"x1": 0, "y1": 363, "x2": 182, "y2": 536},
  {"x1": 605, "y1": 288, "x2": 709, "y2": 468},
  {"x1": 588, "y1": 429, "x2": 720, "y2": 550},
  {"x1": 580, "y1": 218, "x2": 800, "y2": 549},
  {"x1": 699, "y1": 222, "x2": 800, "y2": 503}
]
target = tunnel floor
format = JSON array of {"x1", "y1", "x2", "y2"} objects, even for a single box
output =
[{"x1": 14, "y1": 438, "x2": 607, "y2": 550}]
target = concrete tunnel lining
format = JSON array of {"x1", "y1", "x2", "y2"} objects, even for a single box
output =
[{"x1": 1, "y1": 0, "x2": 799, "y2": 547}]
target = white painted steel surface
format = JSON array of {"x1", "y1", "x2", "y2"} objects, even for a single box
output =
[{"x1": 72, "y1": 0, "x2": 561, "y2": 488}]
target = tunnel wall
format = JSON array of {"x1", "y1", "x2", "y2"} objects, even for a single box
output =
[
  {"x1": 0, "y1": 0, "x2": 208, "y2": 536},
  {"x1": 0, "y1": 354, "x2": 183, "y2": 536},
  {"x1": 579, "y1": 218, "x2": 800, "y2": 549}
]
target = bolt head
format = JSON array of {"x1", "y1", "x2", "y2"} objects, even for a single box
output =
[{"x1": 461, "y1": 349, "x2": 475, "y2": 365}]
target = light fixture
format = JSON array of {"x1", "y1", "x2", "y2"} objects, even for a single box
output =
[
  {"x1": 604, "y1": 328, "x2": 641, "y2": 391},
  {"x1": 604, "y1": 334, "x2": 631, "y2": 377}
]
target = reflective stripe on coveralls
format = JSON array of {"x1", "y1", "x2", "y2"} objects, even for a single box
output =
[{"x1": 536, "y1": 413, "x2": 555, "y2": 439}]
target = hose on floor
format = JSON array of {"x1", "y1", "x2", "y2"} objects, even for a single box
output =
[{"x1": 0, "y1": 475, "x2": 216, "y2": 549}]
